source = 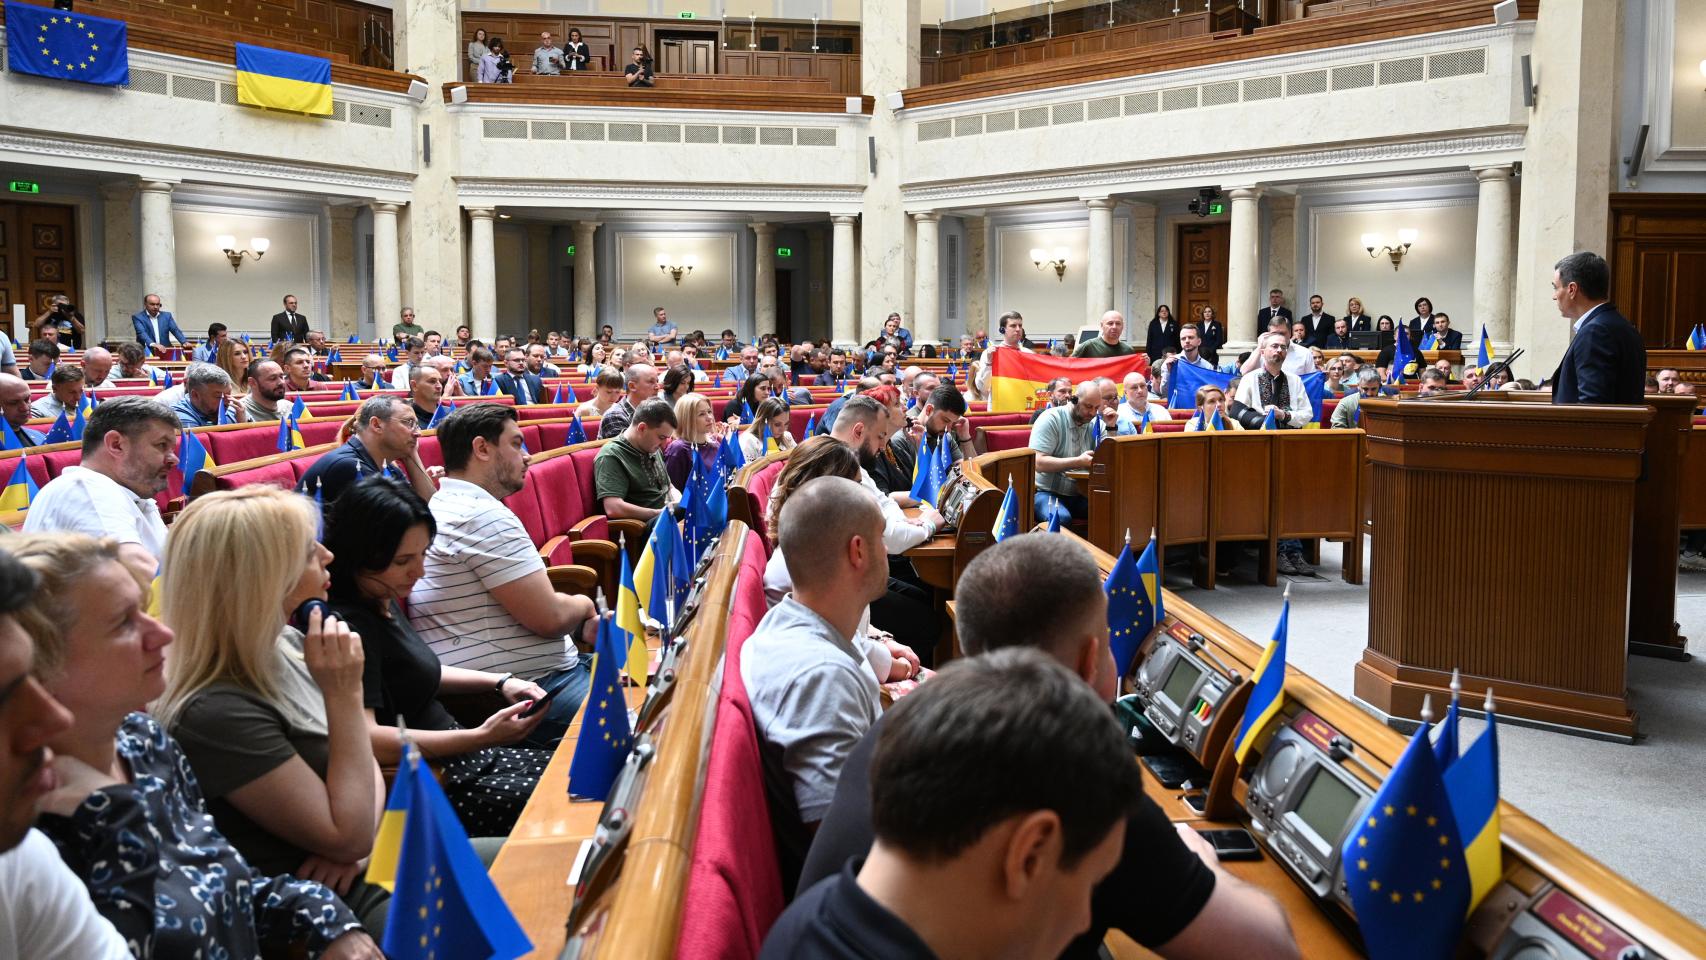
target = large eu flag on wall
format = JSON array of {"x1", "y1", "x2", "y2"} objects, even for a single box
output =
[{"x1": 5, "y1": 3, "x2": 129, "y2": 86}]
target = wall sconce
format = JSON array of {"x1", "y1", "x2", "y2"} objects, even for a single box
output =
[
  {"x1": 657, "y1": 253, "x2": 698, "y2": 285},
  {"x1": 216, "y1": 235, "x2": 269, "y2": 272},
  {"x1": 1361, "y1": 229, "x2": 1417, "y2": 270},
  {"x1": 1030, "y1": 247, "x2": 1069, "y2": 281}
]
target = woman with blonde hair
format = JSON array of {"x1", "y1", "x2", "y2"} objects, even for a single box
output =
[
  {"x1": 5, "y1": 532, "x2": 379, "y2": 959},
  {"x1": 663, "y1": 392, "x2": 728, "y2": 490},
  {"x1": 1184, "y1": 384, "x2": 1242, "y2": 432},
  {"x1": 216, "y1": 337, "x2": 253, "y2": 392},
  {"x1": 154, "y1": 486, "x2": 389, "y2": 932},
  {"x1": 738, "y1": 396, "x2": 796, "y2": 462}
]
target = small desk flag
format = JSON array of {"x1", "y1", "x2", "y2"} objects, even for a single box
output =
[
  {"x1": 1233, "y1": 585, "x2": 1289, "y2": 763},
  {"x1": 568, "y1": 606, "x2": 636, "y2": 803},
  {"x1": 992, "y1": 479, "x2": 1019, "y2": 542},
  {"x1": 0, "y1": 457, "x2": 38, "y2": 512}
]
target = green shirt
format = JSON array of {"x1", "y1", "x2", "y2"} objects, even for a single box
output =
[
  {"x1": 391, "y1": 322, "x2": 424, "y2": 342},
  {"x1": 1028, "y1": 404, "x2": 1095, "y2": 497},
  {"x1": 594, "y1": 437, "x2": 670, "y2": 510},
  {"x1": 1073, "y1": 337, "x2": 1135, "y2": 358}
]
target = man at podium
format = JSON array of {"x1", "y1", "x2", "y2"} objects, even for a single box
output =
[{"x1": 1548, "y1": 251, "x2": 1646, "y2": 405}]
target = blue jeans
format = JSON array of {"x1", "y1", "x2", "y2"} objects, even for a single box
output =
[
  {"x1": 524, "y1": 658, "x2": 593, "y2": 750},
  {"x1": 1035, "y1": 492, "x2": 1088, "y2": 528}
]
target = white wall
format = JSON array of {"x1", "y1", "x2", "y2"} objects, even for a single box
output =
[
  {"x1": 1306, "y1": 199, "x2": 1477, "y2": 327},
  {"x1": 989, "y1": 213, "x2": 1127, "y2": 338},
  {"x1": 172, "y1": 206, "x2": 320, "y2": 335},
  {"x1": 610, "y1": 230, "x2": 740, "y2": 335}
]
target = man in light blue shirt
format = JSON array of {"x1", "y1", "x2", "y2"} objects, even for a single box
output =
[
  {"x1": 192, "y1": 324, "x2": 228, "y2": 363},
  {"x1": 645, "y1": 307, "x2": 678, "y2": 346},
  {"x1": 171, "y1": 363, "x2": 232, "y2": 428}
]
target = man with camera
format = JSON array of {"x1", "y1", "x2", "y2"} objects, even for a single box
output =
[
  {"x1": 35, "y1": 295, "x2": 85, "y2": 351},
  {"x1": 476, "y1": 37, "x2": 515, "y2": 83}
]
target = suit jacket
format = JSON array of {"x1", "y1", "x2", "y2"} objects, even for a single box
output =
[
  {"x1": 1346, "y1": 315, "x2": 1374, "y2": 332},
  {"x1": 1144, "y1": 319, "x2": 1181, "y2": 363},
  {"x1": 1550, "y1": 305, "x2": 1646, "y2": 406},
  {"x1": 1322, "y1": 333, "x2": 1358, "y2": 351},
  {"x1": 270, "y1": 311, "x2": 310, "y2": 344},
  {"x1": 1424, "y1": 328, "x2": 1464, "y2": 351},
  {"x1": 1300, "y1": 313, "x2": 1336, "y2": 345},
  {"x1": 1405, "y1": 315, "x2": 1430, "y2": 346},
  {"x1": 131, "y1": 310, "x2": 187, "y2": 349},
  {"x1": 494, "y1": 370, "x2": 545, "y2": 405},
  {"x1": 1256, "y1": 306, "x2": 1292, "y2": 338},
  {"x1": 1197, "y1": 321, "x2": 1227, "y2": 365}
]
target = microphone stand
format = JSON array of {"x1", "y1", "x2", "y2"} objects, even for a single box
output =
[{"x1": 1403, "y1": 348, "x2": 1524, "y2": 401}]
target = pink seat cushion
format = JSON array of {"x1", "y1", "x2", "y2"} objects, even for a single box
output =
[
  {"x1": 216, "y1": 461, "x2": 298, "y2": 491},
  {"x1": 41, "y1": 449, "x2": 81, "y2": 479},
  {"x1": 299, "y1": 420, "x2": 344, "y2": 446},
  {"x1": 569, "y1": 446, "x2": 603, "y2": 519},
  {"x1": 678, "y1": 531, "x2": 785, "y2": 960},
  {"x1": 203, "y1": 425, "x2": 282, "y2": 467},
  {"x1": 1154, "y1": 422, "x2": 1187, "y2": 433},
  {"x1": 533, "y1": 455, "x2": 588, "y2": 537},
  {"x1": 984, "y1": 428, "x2": 1032, "y2": 453},
  {"x1": 535, "y1": 422, "x2": 571, "y2": 451},
  {"x1": 741, "y1": 460, "x2": 788, "y2": 550},
  {"x1": 415, "y1": 437, "x2": 443, "y2": 470},
  {"x1": 504, "y1": 472, "x2": 548, "y2": 546}
]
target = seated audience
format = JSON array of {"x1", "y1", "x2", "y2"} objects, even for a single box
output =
[
  {"x1": 879, "y1": 313, "x2": 913, "y2": 355},
  {"x1": 888, "y1": 383, "x2": 969, "y2": 498},
  {"x1": 407, "y1": 364, "x2": 445, "y2": 424},
  {"x1": 600, "y1": 363, "x2": 659, "y2": 439},
  {"x1": 494, "y1": 347, "x2": 546, "y2": 406},
  {"x1": 663, "y1": 392, "x2": 727, "y2": 490},
  {"x1": 767, "y1": 648, "x2": 1138, "y2": 960},
  {"x1": 739, "y1": 396, "x2": 796, "y2": 461},
  {"x1": 1426, "y1": 313, "x2": 1463, "y2": 350},
  {"x1": 326, "y1": 478, "x2": 551, "y2": 834},
  {"x1": 406, "y1": 404, "x2": 597, "y2": 744},
  {"x1": 1330, "y1": 369, "x2": 1384, "y2": 431},
  {"x1": 1322, "y1": 317, "x2": 1357, "y2": 350},
  {"x1": 794, "y1": 534, "x2": 1299, "y2": 960},
  {"x1": 215, "y1": 338, "x2": 253, "y2": 392},
  {"x1": 1240, "y1": 317, "x2": 1316, "y2": 376},
  {"x1": 171, "y1": 362, "x2": 234, "y2": 428},
  {"x1": 0, "y1": 373, "x2": 45, "y2": 446},
  {"x1": 744, "y1": 475, "x2": 891, "y2": 893},
  {"x1": 116, "y1": 341, "x2": 165, "y2": 383},
  {"x1": 0, "y1": 548, "x2": 131, "y2": 959},
  {"x1": 1030, "y1": 382, "x2": 1100, "y2": 527},
  {"x1": 6, "y1": 534, "x2": 380, "y2": 960},
  {"x1": 155, "y1": 488, "x2": 387, "y2": 931},
  {"x1": 80, "y1": 347, "x2": 116, "y2": 390},
  {"x1": 1654, "y1": 368, "x2": 1681, "y2": 394},
  {"x1": 282, "y1": 345, "x2": 331, "y2": 391},
  {"x1": 1233, "y1": 332, "x2": 1313, "y2": 428},
  {"x1": 457, "y1": 346, "x2": 498, "y2": 395},
  {"x1": 388, "y1": 338, "x2": 425, "y2": 390},
  {"x1": 571, "y1": 369, "x2": 619, "y2": 423},
  {"x1": 20, "y1": 339, "x2": 56, "y2": 381},
  {"x1": 29, "y1": 365, "x2": 84, "y2": 422},
  {"x1": 1030, "y1": 375, "x2": 1076, "y2": 424},
  {"x1": 595, "y1": 398, "x2": 678, "y2": 522},
  {"x1": 658, "y1": 366, "x2": 692, "y2": 408},
  {"x1": 244, "y1": 359, "x2": 289, "y2": 421},
  {"x1": 526, "y1": 344, "x2": 560, "y2": 379},
  {"x1": 1117, "y1": 371, "x2": 1172, "y2": 431},
  {"x1": 296, "y1": 395, "x2": 436, "y2": 507},
  {"x1": 22, "y1": 397, "x2": 175, "y2": 573},
  {"x1": 1291, "y1": 320, "x2": 1313, "y2": 346},
  {"x1": 1416, "y1": 367, "x2": 1450, "y2": 397},
  {"x1": 1184, "y1": 385, "x2": 1241, "y2": 432}
]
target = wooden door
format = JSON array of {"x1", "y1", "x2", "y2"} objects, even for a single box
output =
[
  {"x1": 0, "y1": 200, "x2": 79, "y2": 346},
  {"x1": 657, "y1": 32, "x2": 716, "y2": 75},
  {"x1": 1609, "y1": 194, "x2": 1706, "y2": 350},
  {"x1": 1173, "y1": 222, "x2": 1229, "y2": 335}
]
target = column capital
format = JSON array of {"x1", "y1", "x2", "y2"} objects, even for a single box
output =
[
  {"x1": 751, "y1": 221, "x2": 777, "y2": 235},
  {"x1": 910, "y1": 210, "x2": 941, "y2": 223},
  {"x1": 371, "y1": 201, "x2": 404, "y2": 216},
  {"x1": 1226, "y1": 185, "x2": 1265, "y2": 202},
  {"x1": 465, "y1": 207, "x2": 497, "y2": 221},
  {"x1": 1472, "y1": 164, "x2": 1515, "y2": 183},
  {"x1": 572, "y1": 220, "x2": 603, "y2": 235},
  {"x1": 1084, "y1": 197, "x2": 1117, "y2": 211},
  {"x1": 831, "y1": 214, "x2": 859, "y2": 227},
  {"x1": 137, "y1": 180, "x2": 177, "y2": 195}
]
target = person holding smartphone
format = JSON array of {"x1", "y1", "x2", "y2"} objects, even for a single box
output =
[
  {"x1": 564, "y1": 28, "x2": 590, "y2": 70},
  {"x1": 624, "y1": 45, "x2": 655, "y2": 87},
  {"x1": 533, "y1": 30, "x2": 565, "y2": 76}
]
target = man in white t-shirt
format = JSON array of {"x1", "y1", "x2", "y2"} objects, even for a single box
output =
[
  {"x1": 407, "y1": 402, "x2": 600, "y2": 747},
  {"x1": 21, "y1": 397, "x2": 176, "y2": 578},
  {"x1": 974, "y1": 310, "x2": 1032, "y2": 397}
]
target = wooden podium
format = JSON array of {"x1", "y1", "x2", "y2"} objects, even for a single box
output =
[{"x1": 1352, "y1": 393, "x2": 1686, "y2": 740}]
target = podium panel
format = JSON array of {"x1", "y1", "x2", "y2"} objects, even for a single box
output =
[{"x1": 1354, "y1": 396, "x2": 1653, "y2": 739}]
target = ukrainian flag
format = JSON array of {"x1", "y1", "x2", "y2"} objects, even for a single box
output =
[
  {"x1": 616, "y1": 543, "x2": 649, "y2": 687},
  {"x1": 634, "y1": 513, "x2": 690, "y2": 627},
  {"x1": 1443, "y1": 690, "x2": 1501, "y2": 913},
  {"x1": 1233, "y1": 584, "x2": 1290, "y2": 763},
  {"x1": 1687, "y1": 324, "x2": 1706, "y2": 351},
  {"x1": 178, "y1": 432, "x2": 214, "y2": 498},
  {"x1": 235, "y1": 43, "x2": 333, "y2": 116},
  {"x1": 277, "y1": 415, "x2": 305, "y2": 453},
  {"x1": 1475, "y1": 325, "x2": 1494, "y2": 370},
  {"x1": 0, "y1": 457, "x2": 37, "y2": 512}
]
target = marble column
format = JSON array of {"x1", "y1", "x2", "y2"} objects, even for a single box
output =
[
  {"x1": 1127, "y1": 202, "x2": 1157, "y2": 322},
  {"x1": 1266, "y1": 194, "x2": 1297, "y2": 306},
  {"x1": 466, "y1": 208, "x2": 497, "y2": 343},
  {"x1": 1472, "y1": 165, "x2": 1516, "y2": 354},
  {"x1": 572, "y1": 221, "x2": 600, "y2": 340},
  {"x1": 1225, "y1": 186, "x2": 1265, "y2": 341},
  {"x1": 753, "y1": 222, "x2": 777, "y2": 337},
  {"x1": 912, "y1": 212, "x2": 941, "y2": 345},
  {"x1": 857, "y1": 0, "x2": 918, "y2": 343},
  {"x1": 832, "y1": 215, "x2": 858, "y2": 345},
  {"x1": 137, "y1": 180, "x2": 177, "y2": 313},
  {"x1": 100, "y1": 182, "x2": 138, "y2": 344},
  {"x1": 1084, "y1": 198, "x2": 1115, "y2": 327},
  {"x1": 963, "y1": 216, "x2": 989, "y2": 336},
  {"x1": 370, "y1": 202, "x2": 402, "y2": 338},
  {"x1": 327, "y1": 205, "x2": 359, "y2": 341},
  {"x1": 394, "y1": 0, "x2": 464, "y2": 335}
]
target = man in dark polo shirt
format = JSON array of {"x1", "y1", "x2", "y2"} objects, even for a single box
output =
[
  {"x1": 796, "y1": 533, "x2": 1299, "y2": 960},
  {"x1": 593, "y1": 398, "x2": 676, "y2": 523},
  {"x1": 296, "y1": 395, "x2": 436, "y2": 509},
  {"x1": 763, "y1": 648, "x2": 1138, "y2": 960}
]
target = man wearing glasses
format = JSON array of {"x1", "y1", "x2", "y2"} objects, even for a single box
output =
[{"x1": 296, "y1": 394, "x2": 438, "y2": 509}]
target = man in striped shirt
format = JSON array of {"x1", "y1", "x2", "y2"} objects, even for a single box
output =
[{"x1": 407, "y1": 403, "x2": 599, "y2": 747}]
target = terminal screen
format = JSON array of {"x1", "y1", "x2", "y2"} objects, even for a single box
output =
[
  {"x1": 1160, "y1": 659, "x2": 1202, "y2": 710},
  {"x1": 1293, "y1": 768, "x2": 1361, "y2": 848}
]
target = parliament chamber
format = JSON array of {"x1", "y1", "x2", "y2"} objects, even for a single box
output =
[{"x1": 3, "y1": 0, "x2": 1706, "y2": 956}]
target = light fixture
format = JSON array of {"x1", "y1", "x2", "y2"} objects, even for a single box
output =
[
  {"x1": 1030, "y1": 246, "x2": 1069, "y2": 281},
  {"x1": 216, "y1": 234, "x2": 269, "y2": 272},
  {"x1": 657, "y1": 253, "x2": 698, "y2": 284},
  {"x1": 1699, "y1": 58, "x2": 1706, "y2": 87},
  {"x1": 1361, "y1": 229, "x2": 1417, "y2": 270}
]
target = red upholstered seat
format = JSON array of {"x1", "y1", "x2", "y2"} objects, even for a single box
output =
[
  {"x1": 785, "y1": 406, "x2": 827, "y2": 438},
  {"x1": 518, "y1": 424, "x2": 542, "y2": 454},
  {"x1": 299, "y1": 420, "x2": 344, "y2": 446},
  {"x1": 517, "y1": 403, "x2": 578, "y2": 421},
  {"x1": 215, "y1": 461, "x2": 298, "y2": 491},
  {"x1": 202, "y1": 425, "x2": 282, "y2": 466},
  {"x1": 1153, "y1": 421, "x2": 1187, "y2": 433},
  {"x1": 963, "y1": 411, "x2": 1031, "y2": 430},
  {"x1": 41, "y1": 449, "x2": 81, "y2": 479},
  {"x1": 505, "y1": 471, "x2": 548, "y2": 545},
  {"x1": 570, "y1": 446, "x2": 602, "y2": 514},
  {"x1": 534, "y1": 454, "x2": 589, "y2": 539},
  {"x1": 290, "y1": 453, "x2": 325, "y2": 480},
  {"x1": 678, "y1": 531, "x2": 784, "y2": 960},
  {"x1": 535, "y1": 422, "x2": 571, "y2": 451},
  {"x1": 415, "y1": 437, "x2": 443, "y2": 470},
  {"x1": 303, "y1": 401, "x2": 361, "y2": 419},
  {"x1": 984, "y1": 428, "x2": 1031, "y2": 453},
  {"x1": 742, "y1": 459, "x2": 788, "y2": 552}
]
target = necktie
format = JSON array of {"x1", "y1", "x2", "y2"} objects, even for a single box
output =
[{"x1": 519, "y1": 378, "x2": 532, "y2": 405}]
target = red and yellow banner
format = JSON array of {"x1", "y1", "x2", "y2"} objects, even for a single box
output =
[{"x1": 987, "y1": 348, "x2": 1149, "y2": 412}]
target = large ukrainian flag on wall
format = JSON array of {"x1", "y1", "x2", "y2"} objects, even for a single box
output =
[{"x1": 235, "y1": 43, "x2": 333, "y2": 116}]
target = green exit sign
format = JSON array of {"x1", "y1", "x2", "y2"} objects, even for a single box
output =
[
  {"x1": 8, "y1": 181, "x2": 40, "y2": 194},
  {"x1": 678, "y1": 10, "x2": 696, "y2": 17},
  {"x1": 776, "y1": 247, "x2": 793, "y2": 257},
  {"x1": 1207, "y1": 201, "x2": 1226, "y2": 215},
  {"x1": 565, "y1": 244, "x2": 576, "y2": 256}
]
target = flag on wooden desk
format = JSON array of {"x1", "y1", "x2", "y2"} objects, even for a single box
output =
[
  {"x1": 987, "y1": 349, "x2": 1148, "y2": 413},
  {"x1": 568, "y1": 611, "x2": 635, "y2": 802},
  {"x1": 1233, "y1": 587, "x2": 1289, "y2": 763},
  {"x1": 4, "y1": 3, "x2": 129, "y2": 86},
  {"x1": 235, "y1": 43, "x2": 333, "y2": 116}
]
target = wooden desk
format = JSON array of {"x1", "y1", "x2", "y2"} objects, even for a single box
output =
[
  {"x1": 490, "y1": 684, "x2": 646, "y2": 960},
  {"x1": 901, "y1": 507, "x2": 958, "y2": 590}
]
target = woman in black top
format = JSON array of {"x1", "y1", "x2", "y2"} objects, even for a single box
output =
[
  {"x1": 624, "y1": 45, "x2": 655, "y2": 86},
  {"x1": 325, "y1": 478, "x2": 551, "y2": 837},
  {"x1": 722, "y1": 371, "x2": 773, "y2": 422}
]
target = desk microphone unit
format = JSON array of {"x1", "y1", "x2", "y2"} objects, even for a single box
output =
[
  {"x1": 1132, "y1": 630, "x2": 1234, "y2": 760},
  {"x1": 1243, "y1": 718, "x2": 1375, "y2": 909}
]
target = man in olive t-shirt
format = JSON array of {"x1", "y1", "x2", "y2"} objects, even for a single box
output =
[
  {"x1": 1073, "y1": 310, "x2": 1136, "y2": 358},
  {"x1": 391, "y1": 307, "x2": 424, "y2": 344},
  {"x1": 593, "y1": 398, "x2": 678, "y2": 523}
]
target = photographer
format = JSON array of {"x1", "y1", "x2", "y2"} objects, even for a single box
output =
[
  {"x1": 35, "y1": 295, "x2": 84, "y2": 351},
  {"x1": 624, "y1": 45, "x2": 655, "y2": 87},
  {"x1": 477, "y1": 36, "x2": 514, "y2": 83}
]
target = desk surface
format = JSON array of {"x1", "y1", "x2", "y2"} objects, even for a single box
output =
[{"x1": 490, "y1": 684, "x2": 647, "y2": 960}]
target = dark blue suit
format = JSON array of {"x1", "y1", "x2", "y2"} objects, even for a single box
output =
[
  {"x1": 1422, "y1": 328, "x2": 1463, "y2": 351},
  {"x1": 131, "y1": 310, "x2": 188, "y2": 349},
  {"x1": 1550, "y1": 304, "x2": 1646, "y2": 406},
  {"x1": 494, "y1": 370, "x2": 545, "y2": 405}
]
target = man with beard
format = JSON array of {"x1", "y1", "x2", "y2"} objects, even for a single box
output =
[
  {"x1": 21, "y1": 397, "x2": 177, "y2": 577},
  {"x1": 242, "y1": 359, "x2": 290, "y2": 421},
  {"x1": 1030, "y1": 382, "x2": 1100, "y2": 528}
]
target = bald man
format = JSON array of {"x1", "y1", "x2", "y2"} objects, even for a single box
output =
[
  {"x1": 0, "y1": 374, "x2": 44, "y2": 447},
  {"x1": 1030, "y1": 381, "x2": 1101, "y2": 527},
  {"x1": 1073, "y1": 310, "x2": 1135, "y2": 358},
  {"x1": 742, "y1": 475, "x2": 892, "y2": 894},
  {"x1": 80, "y1": 347, "x2": 116, "y2": 390}
]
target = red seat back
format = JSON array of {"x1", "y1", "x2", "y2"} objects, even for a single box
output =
[
  {"x1": 741, "y1": 460, "x2": 788, "y2": 551},
  {"x1": 518, "y1": 424, "x2": 542, "y2": 454},
  {"x1": 533, "y1": 454, "x2": 588, "y2": 539},
  {"x1": 679, "y1": 531, "x2": 785, "y2": 960},
  {"x1": 569, "y1": 446, "x2": 602, "y2": 515},
  {"x1": 984, "y1": 428, "x2": 1032, "y2": 453},
  {"x1": 415, "y1": 437, "x2": 443, "y2": 470},
  {"x1": 535, "y1": 422, "x2": 571, "y2": 451},
  {"x1": 203, "y1": 425, "x2": 282, "y2": 466},
  {"x1": 300, "y1": 420, "x2": 344, "y2": 446},
  {"x1": 41, "y1": 449, "x2": 81, "y2": 479},
  {"x1": 504, "y1": 472, "x2": 548, "y2": 546},
  {"x1": 215, "y1": 461, "x2": 298, "y2": 491},
  {"x1": 1154, "y1": 421, "x2": 1187, "y2": 433},
  {"x1": 785, "y1": 406, "x2": 826, "y2": 439}
]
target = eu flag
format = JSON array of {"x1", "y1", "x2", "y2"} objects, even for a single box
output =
[
  {"x1": 908, "y1": 435, "x2": 946, "y2": 507},
  {"x1": 1341, "y1": 726, "x2": 1470, "y2": 960},
  {"x1": 427, "y1": 400, "x2": 453, "y2": 428},
  {"x1": 680, "y1": 453, "x2": 729, "y2": 559},
  {"x1": 43, "y1": 410, "x2": 74, "y2": 445},
  {"x1": 5, "y1": 3, "x2": 130, "y2": 86},
  {"x1": 1166, "y1": 361, "x2": 1234, "y2": 411},
  {"x1": 566, "y1": 416, "x2": 588, "y2": 445},
  {"x1": 1388, "y1": 327, "x2": 1420, "y2": 384},
  {"x1": 568, "y1": 610, "x2": 635, "y2": 802},
  {"x1": 992, "y1": 479, "x2": 1019, "y2": 542},
  {"x1": 1106, "y1": 530, "x2": 1161, "y2": 681}
]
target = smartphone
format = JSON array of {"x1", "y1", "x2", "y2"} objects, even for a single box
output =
[
  {"x1": 1195, "y1": 827, "x2": 1263, "y2": 861},
  {"x1": 519, "y1": 670, "x2": 580, "y2": 718},
  {"x1": 288, "y1": 599, "x2": 334, "y2": 633}
]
